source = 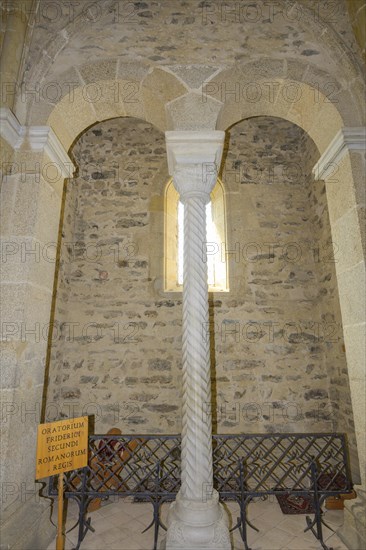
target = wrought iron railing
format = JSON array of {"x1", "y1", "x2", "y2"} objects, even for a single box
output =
[
  {"x1": 212, "y1": 433, "x2": 351, "y2": 495},
  {"x1": 49, "y1": 433, "x2": 353, "y2": 550}
]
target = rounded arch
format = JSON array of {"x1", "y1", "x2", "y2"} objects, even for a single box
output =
[
  {"x1": 212, "y1": 60, "x2": 364, "y2": 155},
  {"x1": 45, "y1": 80, "x2": 186, "y2": 152},
  {"x1": 45, "y1": 79, "x2": 146, "y2": 152},
  {"x1": 221, "y1": 114, "x2": 320, "y2": 193},
  {"x1": 216, "y1": 93, "x2": 365, "y2": 489},
  {"x1": 21, "y1": 62, "x2": 187, "y2": 153}
]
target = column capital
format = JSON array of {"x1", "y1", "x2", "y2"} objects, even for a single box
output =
[{"x1": 165, "y1": 130, "x2": 225, "y2": 200}]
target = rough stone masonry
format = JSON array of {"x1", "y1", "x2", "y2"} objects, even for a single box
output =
[{"x1": 47, "y1": 115, "x2": 357, "y2": 476}]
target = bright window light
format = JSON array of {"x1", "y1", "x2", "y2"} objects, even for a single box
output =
[{"x1": 177, "y1": 201, "x2": 218, "y2": 286}]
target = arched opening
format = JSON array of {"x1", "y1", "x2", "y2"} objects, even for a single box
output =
[
  {"x1": 214, "y1": 76, "x2": 364, "y2": 488},
  {"x1": 2, "y1": 9, "x2": 364, "y2": 547},
  {"x1": 45, "y1": 116, "x2": 184, "y2": 435},
  {"x1": 215, "y1": 114, "x2": 360, "y2": 481}
]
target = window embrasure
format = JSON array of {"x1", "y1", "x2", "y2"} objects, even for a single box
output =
[{"x1": 164, "y1": 178, "x2": 228, "y2": 292}]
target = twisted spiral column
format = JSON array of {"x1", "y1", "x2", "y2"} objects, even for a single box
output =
[
  {"x1": 180, "y1": 191, "x2": 213, "y2": 500},
  {"x1": 165, "y1": 131, "x2": 230, "y2": 549}
]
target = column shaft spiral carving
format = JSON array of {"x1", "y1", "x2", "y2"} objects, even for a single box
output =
[
  {"x1": 180, "y1": 194, "x2": 213, "y2": 501},
  {"x1": 164, "y1": 131, "x2": 230, "y2": 550}
]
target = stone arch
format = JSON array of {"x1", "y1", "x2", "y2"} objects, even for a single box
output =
[
  {"x1": 45, "y1": 76, "x2": 186, "y2": 152},
  {"x1": 22, "y1": 62, "x2": 188, "y2": 151},
  {"x1": 45, "y1": 115, "x2": 176, "y2": 433},
  {"x1": 214, "y1": 72, "x2": 365, "y2": 495},
  {"x1": 212, "y1": 60, "x2": 364, "y2": 152}
]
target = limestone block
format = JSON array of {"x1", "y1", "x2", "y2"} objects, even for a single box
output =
[
  {"x1": 89, "y1": 78, "x2": 127, "y2": 121},
  {"x1": 47, "y1": 86, "x2": 98, "y2": 151},
  {"x1": 49, "y1": 67, "x2": 84, "y2": 101},
  {"x1": 1, "y1": 498, "x2": 54, "y2": 550},
  {"x1": 348, "y1": 378, "x2": 366, "y2": 440},
  {"x1": 46, "y1": 108, "x2": 74, "y2": 152},
  {"x1": 142, "y1": 68, "x2": 187, "y2": 132},
  {"x1": 336, "y1": 261, "x2": 365, "y2": 326},
  {"x1": 0, "y1": 135, "x2": 14, "y2": 169},
  {"x1": 41, "y1": 150, "x2": 70, "y2": 195},
  {"x1": 0, "y1": 175, "x2": 39, "y2": 237},
  {"x1": 347, "y1": 77, "x2": 366, "y2": 124},
  {"x1": 1, "y1": 175, "x2": 63, "y2": 247},
  {"x1": 79, "y1": 59, "x2": 117, "y2": 84},
  {"x1": 166, "y1": 65, "x2": 220, "y2": 90},
  {"x1": 0, "y1": 282, "x2": 27, "y2": 324},
  {"x1": 5, "y1": 147, "x2": 70, "y2": 198},
  {"x1": 244, "y1": 58, "x2": 286, "y2": 81},
  {"x1": 287, "y1": 85, "x2": 343, "y2": 154},
  {"x1": 2, "y1": 383, "x2": 45, "y2": 487},
  {"x1": 284, "y1": 59, "x2": 310, "y2": 84},
  {"x1": 307, "y1": 104, "x2": 345, "y2": 156},
  {"x1": 325, "y1": 153, "x2": 358, "y2": 225},
  {"x1": 34, "y1": 32, "x2": 69, "y2": 83},
  {"x1": 0, "y1": 388, "x2": 12, "y2": 480},
  {"x1": 326, "y1": 87, "x2": 365, "y2": 127},
  {"x1": 117, "y1": 62, "x2": 150, "y2": 82},
  {"x1": 0, "y1": 344, "x2": 20, "y2": 389},
  {"x1": 0, "y1": 174, "x2": 17, "y2": 236},
  {"x1": 206, "y1": 61, "x2": 285, "y2": 106},
  {"x1": 25, "y1": 100, "x2": 55, "y2": 129},
  {"x1": 331, "y1": 207, "x2": 364, "y2": 273},
  {"x1": 0, "y1": 236, "x2": 57, "y2": 301},
  {"x1": 216, "y1": 80, "x2": 300, "y2": 131},
  {"x1": 349, "y1": 151, "x2": 366, "y2": 207},
  {"x1": 355, "y1": 418, "x2": 366, "y2": 451},
  {"x1": 166, "y1": 92, "x2": 222, "y2": 130},
  {"x1": 357, "y1": 205, "x2": 366, "y2": 258},
  {"x1": 0, "y1": 282, "x2": 53, "y2": 329},
  {"x1": 90, "y1": 78, "x2": 146, "y2": 122},
  {"x1": 297, "y1": 65, "x2": 364, "y2": 126},
  {"x1": 26, "y1": 68, "x2": 84, "y2": 126}
]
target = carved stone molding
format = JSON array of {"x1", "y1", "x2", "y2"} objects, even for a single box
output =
[
  {"x1": 312, "y1": 127, "x2": 366, "y2": 180},
  {"x1": 0, "y1": 107, "x2": 75, "y2": 178}
]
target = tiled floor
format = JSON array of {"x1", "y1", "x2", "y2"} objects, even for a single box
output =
[{"x1": 47, "y1": 496, "x2": 348, "y2": 550}]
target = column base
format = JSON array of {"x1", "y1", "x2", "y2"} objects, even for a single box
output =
[
  {"x1": 337, "y1": 489, "x2": 366, "y2": 550},
  {"x1": 164, "y1": 490, "x2": 231, "y2": 550}
]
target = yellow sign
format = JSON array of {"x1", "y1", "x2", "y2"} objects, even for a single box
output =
[{"x1": 36, "y1": 416, "x2": 88, "y2": 479}]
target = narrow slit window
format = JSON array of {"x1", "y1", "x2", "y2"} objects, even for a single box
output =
[
  {"x1": 165, "y1": 178, "x2": 228, "y2": 292},
  {"x1": 177, "y1": 201, "x2": 217, "y2": 286}
]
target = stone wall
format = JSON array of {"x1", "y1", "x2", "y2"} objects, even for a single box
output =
[
  {"x1": 213, "y1": 117, "x2": 356, "y2": 443},
  {"x1": 46, "y1": 116, "x2": 356, "y2": 466},
  {"x1": 47, "y1": 117, "x2": 184, "y2": 434}
]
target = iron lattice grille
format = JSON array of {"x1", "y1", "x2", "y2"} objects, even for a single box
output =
[
  {"x1": 49, "y1": 433, "x2": 352, "y2": 497},
  {"x1": 212, "y1": 433, "x2": 352, "y2": 495},
  {"x1": 55, "y1": 435, "x2": 181, "y2": 496}
]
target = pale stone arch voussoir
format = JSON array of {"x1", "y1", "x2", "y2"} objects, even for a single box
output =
[
  {"x1": 41, "y1": 65, "x2": 188, "y2": 152},
  {"x1": 212, "y1": 60, "x2": 364, "y2": 153}
]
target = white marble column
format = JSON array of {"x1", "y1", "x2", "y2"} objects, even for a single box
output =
[{"x1": 164, "y1": 131, "x2": 231, "y2": 550}]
